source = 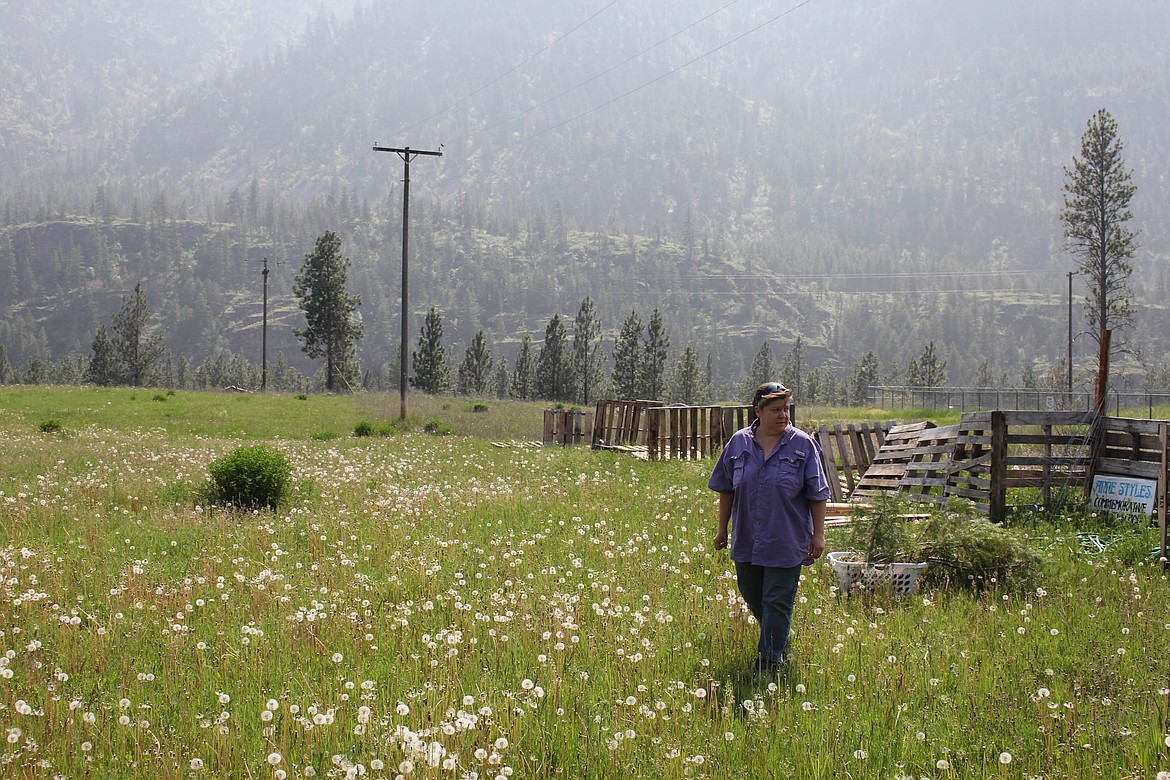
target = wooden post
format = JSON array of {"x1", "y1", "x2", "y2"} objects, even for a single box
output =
[
  {"x1": 1161, "y1": 422, "x2": 1168, "y2": 569},
  {"x1": 647, "y1": 408, "x2": 661, "y2": 461},
  {"x1": 1094, "y1": 329, "x2": 1111, "y2": 414},
  {"x1": 989, "y1": 410, "x2": 1007, "y2": 522}
]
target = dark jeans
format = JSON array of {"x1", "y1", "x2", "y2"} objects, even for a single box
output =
[{"x1": 734, "y1": 561, "x2": 801, "y2": 667}]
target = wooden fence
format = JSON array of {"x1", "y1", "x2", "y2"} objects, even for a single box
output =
[
  {"x1": 850, "y1": 411, "x2": 1168, "y2": 521},
  {"x1": 812, "y1": 421, "x2": 895, "y2": 502},
  {"x1": 592, "y1": 399, "x2": 661, "y2": 447},
  {"x1": 591, "y1": 400, "x2": 756, "y2": 460},
  {"x1": 542, "y1": 408, "x2": 594, "y2": 446},
  {"x1": 644, "y1": 405, "x2": 728, "y2": 461}
]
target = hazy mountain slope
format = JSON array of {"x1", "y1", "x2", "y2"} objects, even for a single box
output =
[
  {"x1": 0, "y1": 0, "x2": 356, "y2": 186},
  {"x1": 101, "y1": 0, "x2": 1170, "y2": 259},
  {"x1": 2, "y1": 0, "x2": 1169, "y2": 392}
]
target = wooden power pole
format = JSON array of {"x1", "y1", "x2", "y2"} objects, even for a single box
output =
[{"x1": 373, "y1": 145, "x2": 442, "y2": 420}]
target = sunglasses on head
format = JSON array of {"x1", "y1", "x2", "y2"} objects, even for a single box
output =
[{"x1": 760, "y1": 382, "x2": 788, "y2": 395}]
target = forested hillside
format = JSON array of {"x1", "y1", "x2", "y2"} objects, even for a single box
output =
[{"x1": 2, "y1": 0, "x2": 1169, "y2": 399}]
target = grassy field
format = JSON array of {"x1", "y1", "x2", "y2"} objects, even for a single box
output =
[{"x1": 0, "y1": 387, "x2": 1167, "y2": 779}]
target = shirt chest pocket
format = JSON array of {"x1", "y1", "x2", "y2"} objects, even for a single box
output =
[
  {"x1": 773, "y1": 455, "x2": 805, "y2": 497},
  {"x1": 730, "y1": 452, "x2": 750, "y2": 487}
]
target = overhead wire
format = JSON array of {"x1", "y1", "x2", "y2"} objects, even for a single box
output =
[
  {"x1": 499, "y1": 0, "x2": 821, "y2": 150},
  {"x1": 475, "y1": 0, "x2": 743, "y2": 140},
  {"x1": 402, "y1": 0, "x2": 624, "y2": 137}
]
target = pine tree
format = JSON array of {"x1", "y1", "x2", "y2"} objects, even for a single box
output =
[
  {"x1": 1060, "y1": 109, "x2": 1138, "y2": 350},
  {"x1": 572, "y1": 297, "x2": 604, "y2": 405},
  {"x1": 292, "y1": 231, "x2": 363, "y2": 392},
  {"x1": 494, "y1": 357, "x2": 509, "y2": 399},
  {"x1": 457, "y1": 329, "x2": 494, "y2": 396},
  {"x1": 611, "y1": 309, "x2": 643, "y2": 400},
  {"x1": 907, "y1": 342, "x2": 947, "y2": 387},
  {"x1": 849, "y1": 351, "x2": 879, "y2": 405},
  {"x1": 536, "y1": 314, "x2": 574, "y2": 402},
  {"x1": 510, "y1": 336, "x2": 536, "y2": 400},
  {"x1": 639, "y1": 308, "x2": 669, "y2": 400},
  {"x1": 669, "y1": 344, "x2": 706, "y2": 404},
  {"x1": 0, "y1": 345, "x2": 11, "y2": 384},
  {"x1": 745, "y1": 340, "x2": 775, "y2": 398},
  {"x1": 780, "y1": 337, "x2": 806, "y2": 399},
  {"x1": 87, "y1": 325, "x2": 118, "y2": 386},
  {"x1": 411, "y1": 306, "x2": 449, "y2": 394},
  {"x1": 110, "y1": 282, "x2": 168, "y2": 387}
]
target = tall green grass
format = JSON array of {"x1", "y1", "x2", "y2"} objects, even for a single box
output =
[{"x1": 0, "y1": 388, "x2": 1167, "y2": 778}]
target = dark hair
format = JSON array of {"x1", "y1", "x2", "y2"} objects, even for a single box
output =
[{"x1": 752, "y1": 381, "x2": 791, "y2": 408}]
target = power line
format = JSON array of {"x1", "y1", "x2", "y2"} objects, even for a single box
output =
[
  {"x1": 501, "y1": 0, "x2": 820, "y2": 149},
  {"x1": 404, "y1": 0, "x2": 623, "y2": 137},
  {"x1": 476, "y1": 0, "x2": 743, "y2": 140}
]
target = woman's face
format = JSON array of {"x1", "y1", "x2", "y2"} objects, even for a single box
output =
[{"x1": 754, "y1": 397, "x2": 790, "y2": 435}]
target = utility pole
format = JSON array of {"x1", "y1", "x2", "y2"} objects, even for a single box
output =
[
  {"x1": 261, "y1": 256, "x2": 271, "y2": 392},
  {"x1": 251, "y1": 254, "x2": 283, "y2": 392},
  {"x1": 1067, "y1": 269, "x2": 1078, "y2": 394},
  {"x1": 373, "y1": 144, "x2": 443, "y2": 420}
]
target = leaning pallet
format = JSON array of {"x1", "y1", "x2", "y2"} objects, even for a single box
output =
[{"x1": 850, "y1": 421, "x2": 936, "y2": 500}]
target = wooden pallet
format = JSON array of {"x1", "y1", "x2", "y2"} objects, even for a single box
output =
[
  {"x1": 850, "y1": 421, "x2": 936, "y2": 500},
  {"x1": 899, "y1": 423, "x2": 960, "y2": 505},
  {"x1": 814, "y1": 421, "x2": 895, "y2": 502}
]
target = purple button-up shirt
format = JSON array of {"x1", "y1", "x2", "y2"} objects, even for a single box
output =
[{"x1": 708, "y1": 420, "x2": 831, "y2": 567}]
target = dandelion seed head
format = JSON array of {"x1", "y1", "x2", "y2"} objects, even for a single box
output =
[{"x1": 999, "y1": 751, "x2": 1012, "y2": 764}]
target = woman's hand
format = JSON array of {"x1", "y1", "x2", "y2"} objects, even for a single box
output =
[
  {"x1": 807, "y1": 532, "x2": 825, "y2": 560},
  {"x1": 713, "y1": 529, "x2": 728, "y2": 551}
]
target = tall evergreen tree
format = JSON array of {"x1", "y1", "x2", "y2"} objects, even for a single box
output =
[
  {"x1": 0, "y1": 345, "x2": 11, "y2": 384},
  {"x1": 536, "y1": 314, "x2": 574, "y2": 402},
  {"x1": 87, "y1": 325, "x2": 118, "y2": 386},
  {"x1": 669, "y1": 344, "x2": 706, "y2": 404},
  {"x1": 110, "y1": 282, "x2": 168, "y2": 387},
  {"x1": 849, "y1": 351, "x2": 879, "y2": 405},
  {"x1": 908, "y1": 341, "x2": 947, "y2": 387},
  {"x1": 292, "y1": 231, "x2": 363, "y2": 392},
  {"x1": 457, "y1": 329, "x2": 494, "y2": 396},
  {"x1": 1061, "y1": 108, "x2": 1138, "y2": 350},
  {"x1": 746, "y1": 340, "x2": 776, "y2": 394},
  {"x1": 571, "y1": 297, "x2": 604, "y2": 405},
  {"x1": 493, "y1": 357, "x2": 509, "y2": 399},
  {"x1": 510, "y1": 335, "x2": 536, "y2": 400},
  {"x1": 411, "y1": 306, "x2": 449, "y2": 394},
  {"x1": 611, "y1": 309, "x2": 643, "y2": 400},
  {"x1": 639, "y1": 308, "x2": 669, "y2": 400},
  {"x1": 780, "y1": 337, "x2": 806, "y2": 399}
]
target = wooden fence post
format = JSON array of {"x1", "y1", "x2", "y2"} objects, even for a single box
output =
[
  {"x1": 989, "y1": 410, "x2": 1007, "y2": 522},
  {"x1": 1160, "y1": 422, "x2": 1168, "y2": 568}
]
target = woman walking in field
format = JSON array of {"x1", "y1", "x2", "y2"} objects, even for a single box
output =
[{"x1": 709, "y1": 381, "x2": 830, "y2": 673}]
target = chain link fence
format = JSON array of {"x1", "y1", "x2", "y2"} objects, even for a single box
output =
[{"x1": 868, "y1": 386, "x2": 1170, "y2": 419}]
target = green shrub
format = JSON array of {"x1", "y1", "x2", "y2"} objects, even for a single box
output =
[
  {"x1": 472, "y1": 403, "x2": 489, "y2": 413},
  {"x1": 353, "y1": 421, "x2": 375, "y2": 437},
  {"x1": 207, "y1": 445, "x2": 292, "y2": 510},
  {"x1": 38, "y1": 418, "x2": 63, "y2": 433},
  {"x1": 296, "y1": 394, "x2": 308, "y2": 401},
  {"x1": 918, "y1": 498, "x2": 1043, "y2": 592},
  {"x1": 847, "y1": 493, "x2": 917, "y2": 563},
  {"x1": 377, "y1": 422, "x2": 398, "y2": 437},
  {"x1": 844, "y1": 495, "x2": 1043, "y2": 592},
  {"x1": 423, "y1": 419, "x2": 453, "y2": 436},
  {"x1": 152, "y1": 393, "x2": 168, "y2": 402},
  {"x1": 310, "y1": 430, "x2": 340, "y2": 441}
]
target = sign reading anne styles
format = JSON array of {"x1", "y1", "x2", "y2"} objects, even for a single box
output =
[{"x1": 1089, "y1": 474, "x2": 1157, "y2": 519}]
